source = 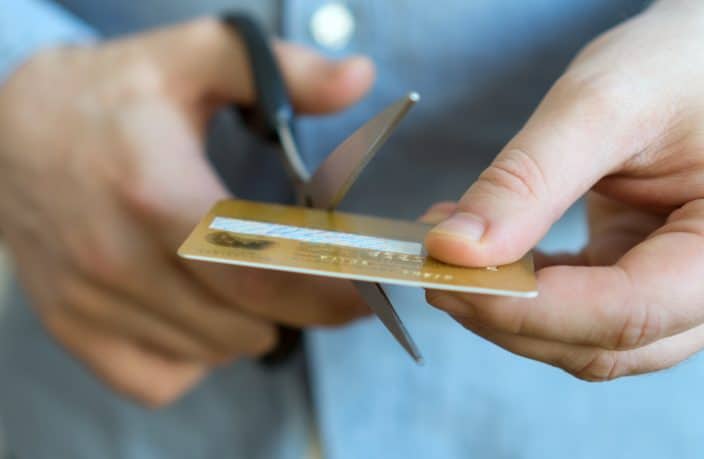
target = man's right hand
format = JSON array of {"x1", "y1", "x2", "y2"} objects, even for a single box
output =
[{"x1": 0, "y1": 18, "x2": 375, "y2": 406}]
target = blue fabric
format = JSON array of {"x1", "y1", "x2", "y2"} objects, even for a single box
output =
[
  {"x1": 4, "y1": 1, "x2": 704, "y2": 458},
  {"x1": 0, "y1": 285, "x2": 310, "y2": 459},
  {"x1": 0, "y1": 0, "x2": 95, "y2": 81}
]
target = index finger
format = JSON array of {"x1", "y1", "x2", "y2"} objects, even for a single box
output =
[
  {"x1": 424, "y1": 71, "x2": 654, "y2": 267},
  {"x1": 428, "y1": 200, "x2": 704, "y2": 350}
]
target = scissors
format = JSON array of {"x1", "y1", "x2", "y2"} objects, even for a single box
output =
[{"x1": 222, "y1": 14, "x2": 422, "y2": 363}]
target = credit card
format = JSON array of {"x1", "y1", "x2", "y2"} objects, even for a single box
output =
[{"x1": 178, "y1": 199, "x2": 537, "y2": 297}]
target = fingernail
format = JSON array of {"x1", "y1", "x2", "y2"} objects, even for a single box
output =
[{"x1": 430, "y1": 212, "x2": 485, "y2": 242}]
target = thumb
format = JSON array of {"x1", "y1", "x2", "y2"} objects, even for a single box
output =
[
  {"x1": 275, "y1": 43, "x2": 375, "y2": 114},
  {"x1": 425, "y1": 76, "x2": 645, "y2": 267},
  {"x1": 155, "y1": 19, "x2": 374, "y2": 115}
]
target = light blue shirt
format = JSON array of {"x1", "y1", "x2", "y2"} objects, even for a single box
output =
[{"x1": 3, "y1": 1, "x2": 704, "y2": 458}]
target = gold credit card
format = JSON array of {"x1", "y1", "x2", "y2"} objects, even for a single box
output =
[{"x1": 178, "y1": 199, "x2": 537, "y2": 297}]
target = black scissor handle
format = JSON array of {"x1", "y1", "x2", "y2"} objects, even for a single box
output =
[
  {"x1": 220, "y1": 14, "x2": 302, "y2": 367},
  {"x1": 221, "y1": 14, "x2": 295, "y2": 143}
]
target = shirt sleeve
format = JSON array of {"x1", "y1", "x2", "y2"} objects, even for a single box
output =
[{"x1": 0, "y1": 0, "x2": 97, "y2": 82}]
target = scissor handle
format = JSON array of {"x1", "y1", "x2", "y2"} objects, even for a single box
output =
[
  {"x1": 220, "y1": 14, "x2": 303, "y2": 366},
  {"x1": 221, "y1": 14, "x2": 294, "y2": 142}
]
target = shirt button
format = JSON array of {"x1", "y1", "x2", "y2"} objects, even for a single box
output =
[{"x1": 309, "y1": 3, "x2": 356, "y2": 50}]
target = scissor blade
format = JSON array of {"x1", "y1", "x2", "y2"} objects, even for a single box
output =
[
  {"x1": 276, "y1": 118, "x2": 310, "y2": 185},
  {"x1": 354, "y1": 281, "x2": 423, "y2": 364},
  {"x1": 306, "y1": 92, "x2": 419, "y2": 210}
]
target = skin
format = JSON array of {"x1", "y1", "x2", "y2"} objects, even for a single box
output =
[
  {"x1": 2, "y1": 0, "x2": 698, "y2": 408},
  {"x1": 425, "y1": 0, "x2": 704, "y2": 381},
  {"x1": 0, "y1": 18, "x2": 376, "y2": 407}
]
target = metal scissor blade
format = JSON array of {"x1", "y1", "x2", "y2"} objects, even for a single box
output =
[
  {"x1": 306, "y1": 92, "x2": 419, "y2": 210},
  {"x1": 276, "y1": 117, "x2": 310, "y2": 185},
  {"x1": 354, "y1": 281, "x2": 423, "y2": 364}
]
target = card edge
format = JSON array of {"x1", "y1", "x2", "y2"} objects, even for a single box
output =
[{"x1": 178, "y1": 252, "x2": 538, "y2": 298}]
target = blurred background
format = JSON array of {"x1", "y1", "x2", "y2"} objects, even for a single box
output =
[
  {"x1": 0, "y1": 243, "x2": 9, "y2": 457},
  {"x1": 0, "y1": 244, "x2": 9, "y2": 309}
]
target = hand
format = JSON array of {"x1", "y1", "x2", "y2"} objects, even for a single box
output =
[
  {"x1": 0, "y1": 18, "x2": 374, "y2": 406},
  {"x1": 424, "y1": 0, "x2": 704, "y2": 381}
]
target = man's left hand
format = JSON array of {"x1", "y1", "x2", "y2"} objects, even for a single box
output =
[{"x1": 424, "y1": 0, "x2": 704, "y2": 381}]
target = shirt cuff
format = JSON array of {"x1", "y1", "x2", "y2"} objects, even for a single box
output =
[{"x1": 0, "y1": 0, "x2": 97, "y2": 83}]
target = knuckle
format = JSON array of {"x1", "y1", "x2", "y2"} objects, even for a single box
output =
[
  {"x1": 138, "y1": 383, "x2": 189, "y2": 409},
  {"x1": 125, "y1": 367, "x2": 204, "y2": 409},
  {"x1": 425, "y1": 289, "x2": 445, "y2": 305},
  {"x1": 72, "y1": 236, "x2": 136, "y2": 287},
  {"x1": 126, "y1": 59, "x2": 166, "y2": 97},
  {"x1": 52, "y1": 274, "x2": 115, "y2": 330},
  {"x1": 118, "y1": 188, "x2": 154, "y2": 224},
  {"x1": 665, "y1": 200, "x2": 704, "y2": 236},
  {"x1": 478, "y1": 148, "x2": 547, "y2": 201},
  {"x1": 612, "y1": 302, "x2": 662, "y2": 351},
  {"x1": 551, "y1": 71, "x2": 630, "y2": 123},
  {"x1": 208, "y1": 337, "x2": 244, "y2": 359},
  {"x1": 597, "y1": 267, "x2": 661, "y2": 351},
  {"x1": 426, "y1": 290, "x2": 477, "y2": 319},
  {"x1": 482, "y1": 305, "x2": 525, "y2": 335},
  {"x1": 570, "y1": 351, "x2": 625, "y2": 382},
  {"x1": 504, "y1": 304, "x2": 529, "y2": 336},
  {"x1": 55, "y1": 278, "x2": 102, "y2": 322},
  {"x1": 425, "y1": 290, "x2": 457, "y2": 312},
  {"x1": 210, "y1": 320, "x2": 277, "y2": 358},
  {"x1": 96, "y1": 50, "x2": 166, "y2": 108},
  {"x1": 204, "y1": 348, "x2": 235, "y2": 365},
  {"x1": 54, "y1": 272, "x2": 83, "y2": 307}
]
